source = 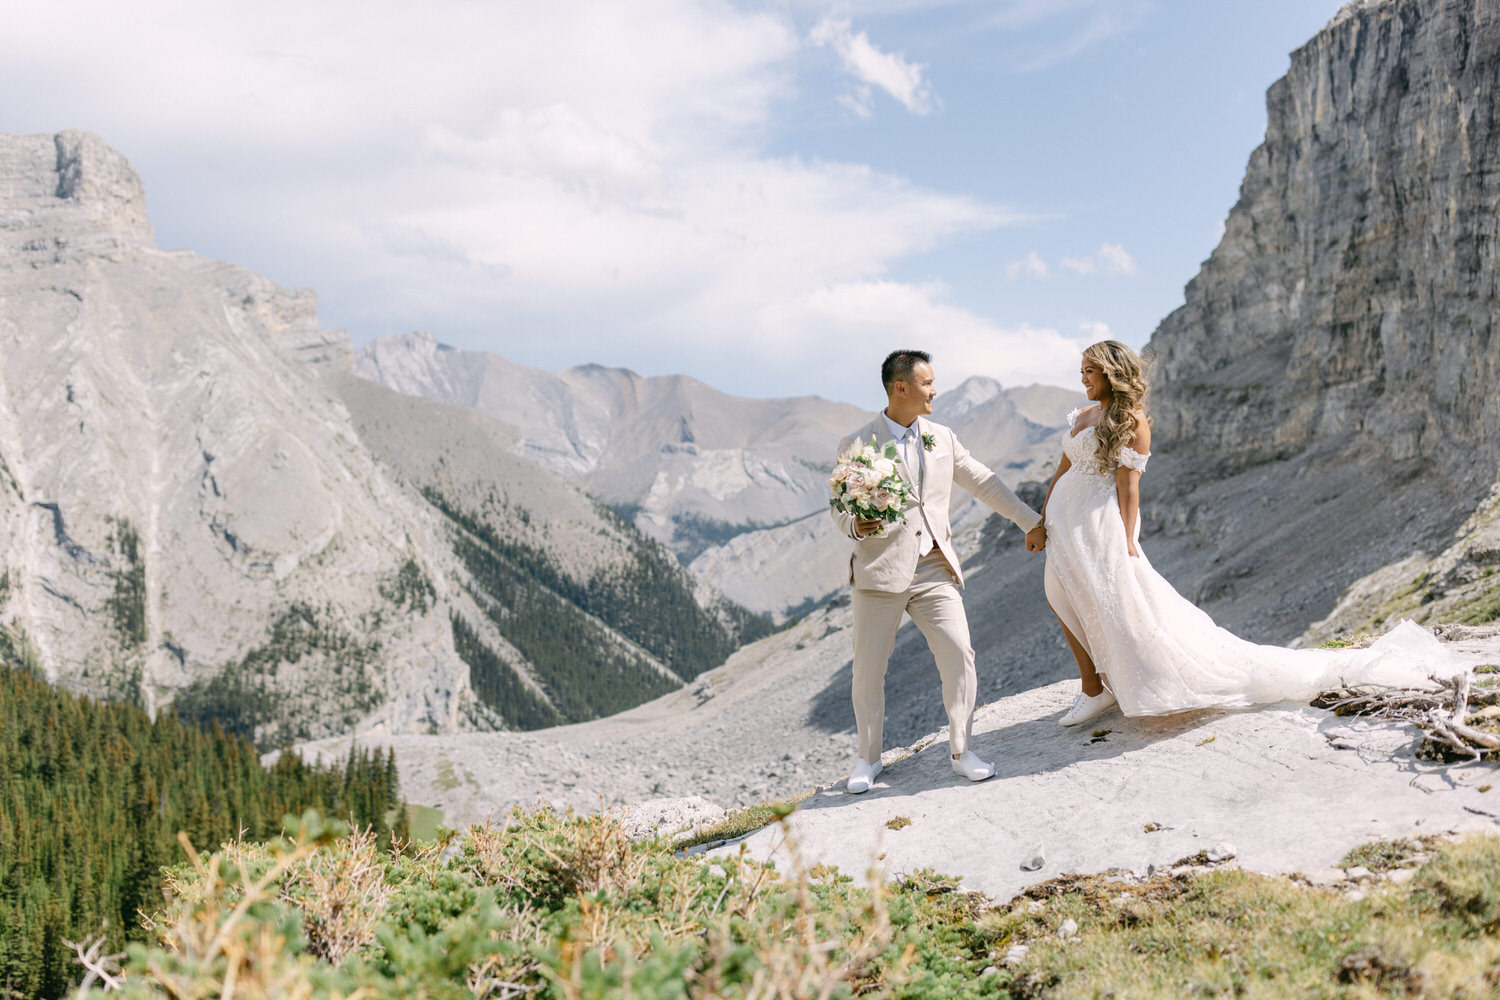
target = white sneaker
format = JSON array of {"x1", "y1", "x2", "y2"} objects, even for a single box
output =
[
  {"x1": 950, "y1": 750, "x2": 995, "y2": 782},
  {"x1": 847, "y1": 758, "x2": 883, "y2": 794},
  {"x1": 1059, "y1": 689, "x2": 1116, "y2": 727}
]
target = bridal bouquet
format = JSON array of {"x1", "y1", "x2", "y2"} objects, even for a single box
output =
[{"x1": 829, "y1": 438, "x2": 911, "y2": 533}]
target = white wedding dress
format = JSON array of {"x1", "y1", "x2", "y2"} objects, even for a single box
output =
[{"x1": 1042, "y1": 410, "x2": 1462, "y2": 716}]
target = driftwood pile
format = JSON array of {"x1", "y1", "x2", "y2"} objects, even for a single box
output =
[{"x1": 1312, "y1": 670, "x2": 1500, "y2": 761}]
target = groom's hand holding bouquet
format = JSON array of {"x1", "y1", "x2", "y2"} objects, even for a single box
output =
[{"x1": 829, "y1": 437, "x2": 910, "y2": 537}]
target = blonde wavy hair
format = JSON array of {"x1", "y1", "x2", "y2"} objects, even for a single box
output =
[{"x1": 1082, "y1": 339, "x2": 1151, "y2": 470}]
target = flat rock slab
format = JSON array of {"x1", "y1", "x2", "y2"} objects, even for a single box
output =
[{"x1": 727, "y1": 676, "x2": 1500, "y2": 901}]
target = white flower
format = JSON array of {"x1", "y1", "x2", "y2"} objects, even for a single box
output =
[{"x1": 872, "y1": 457, "x2": 897, "y2": 479}]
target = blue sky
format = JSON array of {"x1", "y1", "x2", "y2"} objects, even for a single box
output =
[{"x1": 2, "y1": 1, "x2": 1343, "y2": 406}]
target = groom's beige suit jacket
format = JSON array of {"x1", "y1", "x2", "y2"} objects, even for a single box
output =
[{"x1": 830, "y1": 414, "x2": 1041, "y2": 591}]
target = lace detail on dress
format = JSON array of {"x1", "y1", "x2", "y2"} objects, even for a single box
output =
[{"x1": 1064, "y1": 424, "x2": 1149, "y2": 476}]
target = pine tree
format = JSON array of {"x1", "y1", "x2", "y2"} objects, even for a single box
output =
[{"x1": 0, "y1": 662, "x2": 409, "y2": 1000}]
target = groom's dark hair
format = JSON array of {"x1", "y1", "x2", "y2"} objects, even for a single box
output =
[{"x1": 881, "y1": 350, "x2": 932, "y2": 393}]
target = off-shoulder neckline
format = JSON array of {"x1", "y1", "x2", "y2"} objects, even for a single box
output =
[
  {"x1": 1066, "y1": 404, "x2": 1102, "y2": 439},
  {"x1": 1068, "y1": 423, "x2": 1152, "y2": 461}
]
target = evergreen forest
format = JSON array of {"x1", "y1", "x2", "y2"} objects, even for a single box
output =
[
  {"x1": 427, "y1": 487, "x2": 774, "y2": 728},
  {"x1": 0, "y1": 662, "x2": 407, "y2": 1000}
]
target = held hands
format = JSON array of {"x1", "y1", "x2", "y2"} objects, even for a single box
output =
[
  {"x1": 855, "y1": 517, "x2": 884, "y2": 537},
  {"x1": 1025, "y1": 524, "x2": 1047, "y2": 553}
]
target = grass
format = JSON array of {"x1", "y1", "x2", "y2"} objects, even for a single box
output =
[
  {"x1": 404, "y1": 803, "x2": 444, "y2": 842},
  {"x1": 1339, "y1": 836, "x2": 1437, "y2": 872},
  {"x1": 1318, "y1": 631, "x2": 1383, "y2": 649},
  {"x1": 1368, "y1": 573, "x2": 1432, "y2": 629},
  {"x1": 999, "y1": 835, "x2": 1500, "y2": 999},
  {"x1": 98, "y1": 817, "x2": 1500, "y2": 1000},
  {"x1": 1451, "y1": 580, "x2": 1500, "y2": 626},
  {"x1": 670, "y1": 788, "x2": 817, "y2": 850},
  {"x1": 382, "y1": 803, "x2": 446, "y2": 842},
  {"x1": 1331, "y1": 568, "x2": 1500, "y2": 639},
  {"x1": 431, "y1": 757, "x2": 479, "y2": 793}
]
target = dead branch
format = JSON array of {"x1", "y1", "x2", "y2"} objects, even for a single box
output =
[
  {"x1": 67, "y1": 934, "x2": 124, "y2": 996},
  {"x1": 1314, "y1": 670, "x2": 1500, "y2": 762}
]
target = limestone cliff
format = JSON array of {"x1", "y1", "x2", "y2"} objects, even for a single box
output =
[
  {"x1": 836, "y1": 0, "x2": 1500, "y2": 751},
  {"x1": 0, "y1": 131, "x2": 758, "y2": 746},
  {"x1": 1140, "y1": 0, "x2": 1500, "y2": 637},
  {"x1": 356, "y1": 335, "x2": 1076, "y2": 618}
]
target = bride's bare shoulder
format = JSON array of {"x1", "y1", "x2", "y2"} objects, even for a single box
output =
[{"x1": 1127, "y1": 417, "x2": 1152, "y2": 453}]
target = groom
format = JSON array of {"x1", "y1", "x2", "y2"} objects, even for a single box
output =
[{"x1": 830, "y1": 350, "x2": 1046, "y2": 793}]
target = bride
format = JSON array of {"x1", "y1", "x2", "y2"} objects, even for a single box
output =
[{"x1": 1039, "y1": 339, "x2": 1462, "y2": 728}]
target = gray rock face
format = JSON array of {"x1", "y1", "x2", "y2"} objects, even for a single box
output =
[
  {"x1": 0, "y1": 131, "x2": 438, "y2": 741},
  {"x1": 1140, "y1": 0, "x2": 1500, "y2": 636},
  {"x1": 356, "y1": 332, "x2": 865, "y2": 547},
  {"x1": 820, "y1": 0, "x2": 1500, "y2": 751},
  {"x1": 356, "y1": 334, "x2": 1077, "y2": 618},
  {"x1": 298, "y1": 0, "x2": 1500, "y2": 825},
  {"x1": 0, "y1": 131, "x2": 745, "y2": 746}
]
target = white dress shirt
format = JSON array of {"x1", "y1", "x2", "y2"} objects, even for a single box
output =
[
  {"x1": 881, "y1": 410, "x2": 924, "y2": 491},
  {"x1": 878, "y1": 410, "x2": 932, "y2": 555}
]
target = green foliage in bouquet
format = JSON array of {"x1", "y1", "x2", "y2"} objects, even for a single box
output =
[{"x1": 829, "y1": 437, "x2": 912, "y2": 533}]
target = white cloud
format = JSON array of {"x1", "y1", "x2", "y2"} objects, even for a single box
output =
[
  {"x1": 1061, "y1": 242, "x2": 1138, "y2": 276},
  {"x1": 1010, "y1": 4, "x2": 1151, "y2": 73},
  {"x1": 791, "y1": 280, "x2": 1085, "y2": 393},
  {"x1": 814, "y1": 0, "x2": 1150, "y2": 72},
  {"x1": 1005, "y1": 251, "x2": 1049, "y2": 279},
  {"x1": 838, "y1": 85, "x2": 877, "y2": 118},
  {"x1": 809, "y1": 15, "x2": 941, "y2": 115},
  {"x1": 1078, "y1": 320, "x2": 1111, "y2": 341},
  {"x1": 2, "y1": 0, "x2": 1086, "y2": 403}
]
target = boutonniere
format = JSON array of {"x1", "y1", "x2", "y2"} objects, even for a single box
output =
[{"x1": 921, "y1": 432, "x2": 936, "y2": 452}]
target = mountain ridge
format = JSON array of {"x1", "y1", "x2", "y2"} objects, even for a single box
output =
[
  {"x1": 0, "y1": 130, "x2": 764, "y2": 747},
  {"x1": 355, "y1": 330, "x2": 1078, "y2": 618}
]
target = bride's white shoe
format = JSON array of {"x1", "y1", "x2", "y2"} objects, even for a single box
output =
[{"x1": 1059, "y1": 689, "x2": 1116, "y2": 727}]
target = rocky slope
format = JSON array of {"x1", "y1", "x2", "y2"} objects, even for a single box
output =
[
  {"x1": 885, "y1": 0, "x2": 1500, "y2": 730},
  {"x1": 293, "y1": 568, "x2": 1500, "y2": 839},
  {"x1": 354, "y1": 331, "x2": 866, "y2": 557},
  {"x1": 0, "y1": 131, "x2": 760, "y2": 747},
  {"x1": 1301, "y1": 479, "x2": 1500, "y2": 643},
  {"x1": 730, "y1": 633, "x2": 1500, "y2": 903},
  {"x1": 294, "y1": 0, "x2": 1500, "y2": 816},
  {"x1": 356, "y1": 333, "x2": 1076, "y2": 618},
  {"x1": 1140, "y1": 0, "x2": 1500, "y2": 639}
]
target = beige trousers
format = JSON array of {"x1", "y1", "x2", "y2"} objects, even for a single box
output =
[{"x1": 850, "y1": 549, "x2": 976, "y2": 763}]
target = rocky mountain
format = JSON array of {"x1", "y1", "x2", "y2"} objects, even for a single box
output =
[
  {"x1": 0, "y1": 130, "x2": 764, "y2": 749},
  {"x1": 1139, "y1": 0, "x2": 1500, "y2": 638},
  {"x1": 292, "y1": 0, "x2": 1500, "y2": 828},
  {"x1": 779, "y1": 0, "x2": 1500, "y2": 749},
  {"x1": 355, "y1": 331, "x2": 866, "y2": 559},
  {"x1": 683, "y1": 378, "x2": 1076, "y2": 619},
  {"x1": 355, "y1": 333, "x2": 1077, "y2": 618}
]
